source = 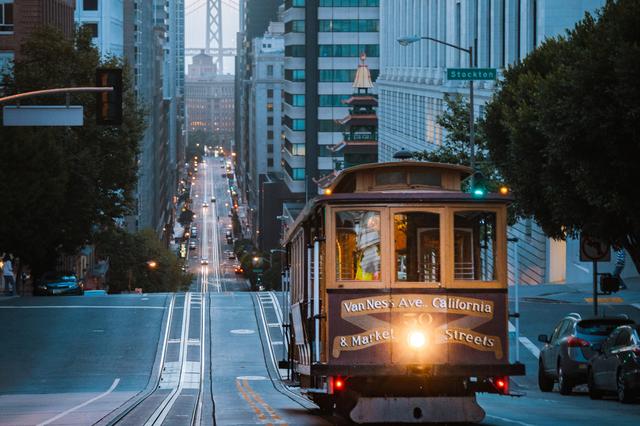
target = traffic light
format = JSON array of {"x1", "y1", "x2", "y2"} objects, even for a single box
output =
[
  {"x1": 96, "y1": 68, "x2": 122, "y2": 125},
  {"x1": 471, "y1": 171, "x2": 487, "y2": 198}
]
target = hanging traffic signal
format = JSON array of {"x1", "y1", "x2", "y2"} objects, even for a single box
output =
[
  {"x1": 471, "y1": 171, "x2": 487, "y2": 198},
  {"x1": 96, "y1": 68, "x2": 123, "y2": 125}
]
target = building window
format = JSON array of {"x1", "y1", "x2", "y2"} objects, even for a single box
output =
[
  {"x1": 319, "y1": 19, "x2": 379, "y2": 33},
  {"x1": 284, "y1": 93, "x2": 305, "y2": 107},
  {"x1": 267, "y1": 65, "x2": 274, "y2": 77},
  {"x1": 284, "y1": 161, "x2": 305, "y2": 180},
  {"x1": 267, "y1": 117, "x2": 274, "y2": 125},
  {"x1": 285, "y1": 69, "x2": 306, "y2": 82},
  {"x1": 267, "y1": 130, "x2": 274, "y2": 140},
  {"x1": 267, "y1": 144, "x2": 274, "y2": 154},
  {"x1": 319, "y1": 69, "x2": 379, "y2": 82},
  {"x1": 0, "y1": 51, "x2": 13, "y2": 74},
  {"x1": 320, "y1": 0, "x2": 379, "y2": 6},
  {"x1": 285, "y1": 45, "x2": 306, "y2": 57},
  {"x1": 285, "y1": 20, "x2": 306, "y2": 33},
  {"x1": 285, "y1": 0, "x2": 305, "y2": 8},
  {"x1": 83, "y1": 23, "x2": 99, "y2": 38},
  {"x1": 83, "y1": 0, "x2": 98, "y2": 11},
  {"x1": 0, "y1": 1, "x2": 14, "y2": 32},
  {"x1": 268, "y1": 158, "x2": 274, "y2": 167},
  {"x1": 267, "y1": 89, "x2": 273, "y2": 98},
  {"x1": 284, "y1": 116, "x2": 305, "y2": 131},
  {"x1": 285, "y1": 139, "x2": 305, "y2": 156},
  {"x1": 267, "y1": 102, "x2": 273, "y2": 112},
  {"x1": 319, "y1": 94, "x2": 351, "y2": 107},
  {"x1": 319, "y1": 44, "x2": 379, "y2": 58}
]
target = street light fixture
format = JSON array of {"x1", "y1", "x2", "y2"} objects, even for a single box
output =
[{"x1": 398, "y1": 34, "x2": 477, "y2": 189}]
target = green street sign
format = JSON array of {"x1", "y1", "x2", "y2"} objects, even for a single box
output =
[
  {"x1": 447, "y1": 68, "x2": 497, "y2": 81},
  {"x1": 253, "y1": 268, "x2": 263, "y2": 273}
]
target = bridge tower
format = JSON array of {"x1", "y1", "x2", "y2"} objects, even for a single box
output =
[{"x1": 206, "y1": 0, "x2": 223, "y2": 73}]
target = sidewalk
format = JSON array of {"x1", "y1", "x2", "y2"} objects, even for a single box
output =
[{"x1": 509, "y1": 276, "x2": 640, "y2": 305}]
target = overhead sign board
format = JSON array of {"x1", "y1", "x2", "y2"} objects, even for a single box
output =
[
  {"x1": 447, "y1": 68, "x2": 497, "y2": 81},
  {"x1": 3, "y1": 105, "x2": 84, "y2": 126},
  {"x1": 580, "y1": 235, "x2": 610, "y2": 262}
]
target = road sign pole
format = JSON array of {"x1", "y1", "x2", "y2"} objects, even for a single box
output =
[
  {"x1": 469, "y1": 44, "x2": 475, "y2": 190},
  {"x1": 593, "y1": 261, "x2": 599, "y2": 316}
]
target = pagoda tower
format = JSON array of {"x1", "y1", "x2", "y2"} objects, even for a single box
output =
[{"x1": 333, "y1": 53, "x2": 379, "y2": 169}]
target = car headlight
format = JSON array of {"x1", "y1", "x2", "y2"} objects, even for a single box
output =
[
  {"x1": 407, "y1": 330, "x2": 427, "y2": 349},
  {"x1": 37, "y1": 284, "x2": 47, "y2": 289}
]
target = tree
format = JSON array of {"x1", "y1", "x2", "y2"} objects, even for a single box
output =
[
  {"x1": 0, "y1": 27, "x2": 145, "y2": 275},
  {"x1": 412, "y1": 93, "x2": 503, "y2": 192},
  {"x1": 185, "y1": 130, "x2": 212, "y2": 160},
  {"x1": 483, "y1": 0, "x2": 640, "y2": 272},
  {"x1": 95, "y1": 228, "x2": 192, "y2": 293}
]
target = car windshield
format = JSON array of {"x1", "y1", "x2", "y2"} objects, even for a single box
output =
[{"x1": 576, "y1": 319, "x2": 635, "y2": 336}]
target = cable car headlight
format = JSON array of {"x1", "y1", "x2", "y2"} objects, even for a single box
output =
[{"x1": 407, "y1": 330, "x2": 427, "y2": 349}]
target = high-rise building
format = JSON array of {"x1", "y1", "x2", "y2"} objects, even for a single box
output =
[
  {"x1": 282, "y1": 0, "x2": 380, "y2": 201},
  {"x1": 74, "y1": 0, "x2": 124, "y2": 57},
  {"x1": 235, "y1": 0, "x2": 283, "y2": 208},
  {"x1": 0, "y1": 0, "x2": 75, "y2": 68},
  {"x1": 376, "y1": 0, "x2": 606, "y2": 285},
  {"x1": 186, "y1": 53, "x2": 235, "y2": 145}
]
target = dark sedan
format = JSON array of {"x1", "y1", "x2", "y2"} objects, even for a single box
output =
[
  {"x1": 33, "y1": 273, "x2": 84, "y2": 296},
  {"x1": 588, "y1": 324, "x2": 640, "y2": 403}
]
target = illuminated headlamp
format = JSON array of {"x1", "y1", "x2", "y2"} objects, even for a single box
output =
[{"x1": 407, "y1": 330, "x2": 427, "y2": 349}]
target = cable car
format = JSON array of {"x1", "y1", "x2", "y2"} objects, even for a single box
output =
[{"x1": 282, "y1": 161, "x2": 524, "y2": 424}]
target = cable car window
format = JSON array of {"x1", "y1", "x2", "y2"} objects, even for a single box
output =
[
  {"x1": 394, "y1": 212, "x2": 440, "y2": 282},
  {"x1": 336, "y1": 211, "x2": 381, "y2": 281},
  {"x1": 409, "y1": 171, "x2": 441, "y2": 187},
  {"x1": 453, "y1": 211, "x2": 497, "y2": 281},
  {"x1": 375, "y1": 171, "x2": 405, "y2": 186}
]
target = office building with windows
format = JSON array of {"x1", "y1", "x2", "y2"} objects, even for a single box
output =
[
  {"x1": 282, "y1": 0, "x2": 380, "y2": 200},
  {"x1": 75, "y1": 0, "x2": 124, "y2": 57},
  {"x1": 0, "y1": 0, "x2": 75, "y2": 70},
  {"x1": 376, "y1": 0, "x2": 606, "y2": 285}
]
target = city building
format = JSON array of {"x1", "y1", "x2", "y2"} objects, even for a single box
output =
[
  {"x1": 376, "y1": 0, "x2": 608, "y2": 285},
  {"x1": 0, "y1": 0, "x2": 75, "y2": 69},
  {"x1": 282, "y1": 0, "x2": 380, "y2": 201},
  {"x1": 235, "y1": 0, "x2": 283, "y2": 208},
  {"x1": 185, "y1": 52, "x2": 235, "y2": 146},
  {"x1": 74, "y1": 0, "x2": 124, "y2": 57},
  {"x1": 247, "y1": 22, "x2": 290, "y2": 250}
]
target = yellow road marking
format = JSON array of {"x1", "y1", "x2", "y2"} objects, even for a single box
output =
[
  {"x1": 235, "y1": 379, "x2": 267, "y2": 421},
  {"x1": 584, "y1": 297, "x2": 624, "y2": 303},
  {"x1": 242, "y1": 379, "x2": 285, "y2": 423}
]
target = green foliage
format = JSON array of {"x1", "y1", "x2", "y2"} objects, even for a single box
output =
[
  {"x1": 483, "y1": 0, "x2": 640, "y2": 271},
  {"x1": 185, "y1": 130, "x2": 211, "y2": 160},
  {"x1": 95, "y1": 228, "x2": 192, "y2": 293},
  {"x1": 0, "y1": 27, "x2": 145, "y2": 275},
  {"x1": 412, "y1": 93, "x2": 503, "y2": 193}
]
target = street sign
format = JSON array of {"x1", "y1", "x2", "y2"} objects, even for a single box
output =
[
  {"x1": 253, "y1": 268, "x2": 263, "y2": 273},
  {"x1": 3, "y1": 105, "x2": 84, "y2": 126},
  {"x1": 447, "y1": 68, "x2": 497, "y2": 81},
  {"x1": 579, "y1": 235, "x2": 610, "y2": 262}
]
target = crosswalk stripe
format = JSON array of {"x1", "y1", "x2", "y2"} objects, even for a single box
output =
[{"x1": 519, "y1": 337, "x2": 541, "y2": 358}]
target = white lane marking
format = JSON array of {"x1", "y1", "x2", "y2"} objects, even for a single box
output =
[
  {"x1": 230, "y1": 329, "x2": 255, "y2": 334},
  {"x1": 632, "y1": 304, "x2": 640, "y2": 311},
  {"x1": 486, "y1": 414, "x2": 537, "y2": 426},
  {"x1": 236, "y1": 375, "x2": 268, "y2": 381},
  {"x1": 519, "y1": 337, "x2": 541, "y2": 358},
  {"x1": 0, "y1": 305, "x2": 165, "y2": 309},
  {"x1": 508, "y1": 321, "x2": 515, "y2": 332},
  {"x1": 37, "y1": 378, "x2": 120, "y2": 426}
]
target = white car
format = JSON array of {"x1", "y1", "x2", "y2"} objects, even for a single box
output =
[
  {"x1": 201, "y1": 258, "x2": 209, "y2": 265},
  {"x1": 203, "y1": 203, "x2": 209, "y2": 208}
]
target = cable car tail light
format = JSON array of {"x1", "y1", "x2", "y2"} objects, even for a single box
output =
[
  {"x1": 493, "y1": 377, "x2": 509, "y2": 394},
  {"x1": 328, "y1": 376, "x2": 346, "y2": 394}
]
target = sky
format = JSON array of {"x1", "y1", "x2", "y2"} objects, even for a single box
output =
[{"x1": 184, "y1": 0, "x2": 240, "y2": 74}]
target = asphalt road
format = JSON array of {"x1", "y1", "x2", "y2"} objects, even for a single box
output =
[{"x1": 0, "y1": 294, "x2": 170, "y2": 425}]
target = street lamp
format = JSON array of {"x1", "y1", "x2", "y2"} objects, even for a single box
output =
[{"x1": 398, "y1": 34, "x2": 477, "y2": 189}]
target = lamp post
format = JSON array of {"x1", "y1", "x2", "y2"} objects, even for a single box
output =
[{"x1": 398, "y1": 35, "x2": 476, "y2": 189}]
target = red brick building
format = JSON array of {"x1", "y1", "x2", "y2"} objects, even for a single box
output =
[{"x1": 0, "y1": 0, "x2": 75, "y2": 69}]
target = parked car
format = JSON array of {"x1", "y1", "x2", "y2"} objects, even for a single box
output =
[
  {"x1": 538, "y1": 314, "x2": 635, "y2": 394},
  {"x1": 33, "y1": 272, "x2": 84, "y2": 296},
  {"x1": 588, "y1": 324, "x2": 640, "y2": 403},
  {"x1": 189, "y1": 241, "x2": 197, "y2": 249}
]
